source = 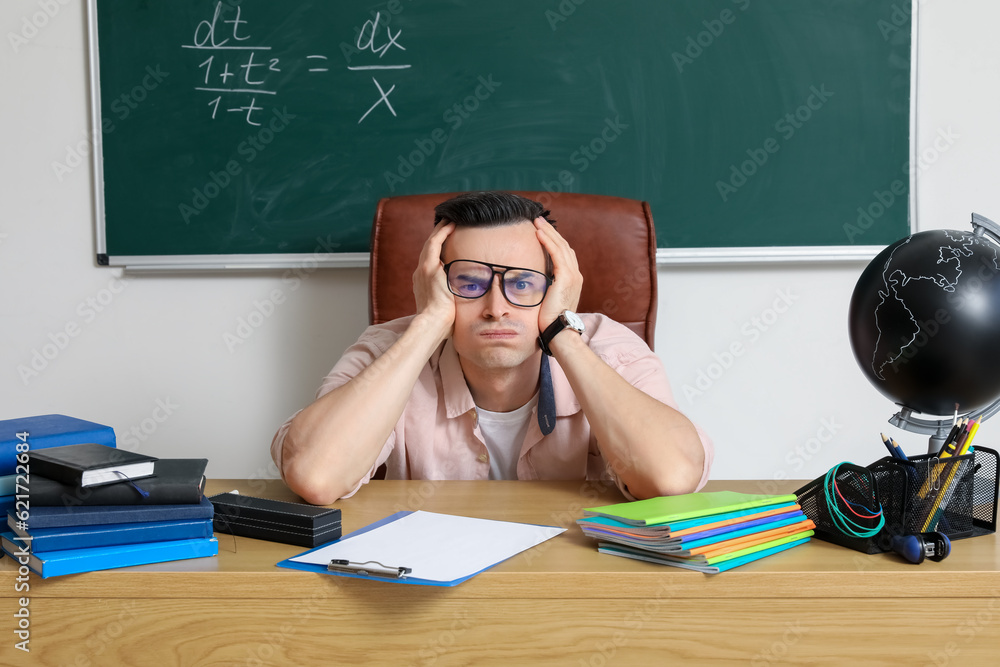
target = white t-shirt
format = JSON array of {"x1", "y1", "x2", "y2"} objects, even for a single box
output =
[{"x1": 476, "y1": 396, "x2": 537, "y2": 480}]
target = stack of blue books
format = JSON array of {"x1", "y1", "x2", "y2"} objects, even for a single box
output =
[
  {"x1": 0, "y1": 414, "x2": 118, "y2": 516},
  {"x1": 0, "y1": 414, "x2": 218, "y2": 578}
]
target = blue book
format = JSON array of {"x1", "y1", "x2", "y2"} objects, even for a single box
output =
[
  {"x1": 652, "y1": 502, "x2": 800, "y2": 533},
  {"x1": 675, "y1": 515, "x2": 810, "y2": 552},
  {"x1": 0, "y1": 475, "x2": 15, "y2": 496},
  {"x1": 0, "y1": 495, "x2": 14, "y2": 514},
  {"x1": 656, "y1": 511, "x2": 806, "y2": 548},
  {"x1": 8, "y1": 518, "x2": 214, "y2": 552},
  {"x1": 0, "y1": 415, "x2": 116, "y2": 475},
  {"x1": 8, "y1": 496, "x2": 213, "y2": 530},
  {"x1": 1, "y1": 532, "x2": 218, "y2": 578}
]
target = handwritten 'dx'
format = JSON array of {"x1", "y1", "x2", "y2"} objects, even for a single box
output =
[{"x1": 356, "y1": 12, "x2": 405, "y2": 58}]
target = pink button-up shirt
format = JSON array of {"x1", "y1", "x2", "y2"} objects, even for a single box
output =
[{"x1": 271, "y1": 314, "x2": 713, "y2": 498}]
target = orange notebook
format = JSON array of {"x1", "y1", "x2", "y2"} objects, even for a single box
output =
[{"x1": 691, "y1": 519, "x2": 816, "y2": 558}]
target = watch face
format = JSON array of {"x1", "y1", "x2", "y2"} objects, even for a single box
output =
[{"x1": 563, "y1": 310, "x2": 585, "y2": 332}]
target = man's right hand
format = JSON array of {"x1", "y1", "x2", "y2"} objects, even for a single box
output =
[
  {"x1": 280, "y1": 221, "x2": 459, "y2": 504},
  {"x1": 412, "y1": 222, "x2": 456, "y2": 341}
]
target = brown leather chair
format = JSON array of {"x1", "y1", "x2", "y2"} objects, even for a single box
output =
[{"x1": 368, "y1": 191, "x2": 658, "y2": 348}]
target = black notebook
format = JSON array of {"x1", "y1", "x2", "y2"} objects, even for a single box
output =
[
  {"x1": 29, "y1": 443, "x2": 157, "y2": 487},
  {"x1": 209, "y1": 493, "x2": 341, "y2": 548},
  {"x1": 30, "y1": 458, "x2": 207, "y2": 506}
]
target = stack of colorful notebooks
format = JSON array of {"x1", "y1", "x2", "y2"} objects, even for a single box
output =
[
  {"x1": 0, "y1": 416, "x2": 218, "y2": 577},
  {"x1": 578, "y1": 491, "x2": 815, "y2": 573}
]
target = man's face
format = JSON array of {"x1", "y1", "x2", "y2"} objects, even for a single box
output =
[{"x1": 441, "y1": 221, "x2": 547, "y2": 373}]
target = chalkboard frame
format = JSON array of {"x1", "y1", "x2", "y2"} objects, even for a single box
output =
[{"x1": 87, "y1": 0, "x2": 917, "y2": 271}]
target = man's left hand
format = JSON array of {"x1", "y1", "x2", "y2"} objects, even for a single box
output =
[{"x1": 534, "y1": 216, "x2": 582, "y2": 331}]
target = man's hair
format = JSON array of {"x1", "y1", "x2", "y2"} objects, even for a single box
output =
[{"x1": 433, "y1": 191, "x2": 556, "y2": 228}]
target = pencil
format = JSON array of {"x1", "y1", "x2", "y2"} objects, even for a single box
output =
[
  {"x1": 880, "y1": 433, "x2": 897, "y2": 459},
  {"x1": 959, "y1": 418, "x2": 981, "y2": 456},
  {"x1": 889, "y1": 436, "x2": 909, "y2": 462}
]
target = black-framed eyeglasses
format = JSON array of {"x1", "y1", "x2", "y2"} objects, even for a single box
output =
[{"x1": 444, "y1": 260, "x2": 553, "y2": 307}]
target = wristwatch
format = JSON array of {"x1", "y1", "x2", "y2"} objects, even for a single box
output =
[{"x1": 538, "y1": 310, "x2": 586, "y2": 356}]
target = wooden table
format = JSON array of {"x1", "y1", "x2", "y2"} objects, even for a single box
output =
[{"x1": 2, "y1": 478, "x2": 999, "y2": 666}]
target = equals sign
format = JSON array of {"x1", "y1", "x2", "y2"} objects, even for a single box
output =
[{"x1": 307, "y1": 55, "x2": 328, "y2": 72}]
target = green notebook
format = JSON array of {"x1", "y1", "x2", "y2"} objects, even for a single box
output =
[{"x1": 583, "y1": 491, "x2": 799, "y2": 527}]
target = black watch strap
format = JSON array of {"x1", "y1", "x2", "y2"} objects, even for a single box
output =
[
  {"x1": 538, "y1": 317, "x2": 565, "y2": 356},
  {"x1": 538, "y1": 311, "x2": 583, "y2": 356}
]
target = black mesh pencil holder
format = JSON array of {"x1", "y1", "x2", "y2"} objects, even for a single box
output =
[
  {"x1": 795, "y1": 461, "x2": 903, "y2": 554},
  {"x1": 890, "y1": 452, "x2": 975, "y2": 538},
  {"x1": 967, "y1": 446, "x2": 1000, "y2": 538},
  {"x1": 796, "y1": 447, "x2": 999, "y2": 554}
]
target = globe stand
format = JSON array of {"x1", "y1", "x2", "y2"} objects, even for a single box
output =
[{"x1": 890, "y1": 399, "x2": 1000, "y2": 454}]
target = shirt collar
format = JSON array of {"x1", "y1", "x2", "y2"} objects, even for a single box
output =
[{"x1": 439, "y1": 339, "x2": 476, "y2": 418}]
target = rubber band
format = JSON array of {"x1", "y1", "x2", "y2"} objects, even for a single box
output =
[
  {"x1": 834, "y1": 479, "x2": 882, "y2": 518},
  {"x1": 823, "y1": 463, "x2": 885, "y2": 538}
]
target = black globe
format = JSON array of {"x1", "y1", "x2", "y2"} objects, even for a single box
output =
[{"x1": 848, "y1": 229, "x2": 1000, "y2": 416}]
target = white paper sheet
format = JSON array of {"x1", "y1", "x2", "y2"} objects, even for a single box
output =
[{"x1": 289, "y1": 510, "x2": 565, "y2": 583}]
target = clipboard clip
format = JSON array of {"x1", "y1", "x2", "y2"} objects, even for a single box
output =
[{"x1": 327, "y1": 559, "x2": 412, "y2": 579}]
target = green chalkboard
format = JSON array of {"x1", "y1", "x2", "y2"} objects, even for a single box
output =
[{"x1": 91, "y1": 0, "x2": 911, "y2": 266}]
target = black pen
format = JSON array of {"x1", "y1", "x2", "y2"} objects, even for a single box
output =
[{"x1": 941, "y1": 419, "x2": 966, "y2": 457}]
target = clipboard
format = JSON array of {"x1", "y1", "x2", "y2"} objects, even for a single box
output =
[{"x1": 276, "y1": 510, "x2": 565, "y2": 587}]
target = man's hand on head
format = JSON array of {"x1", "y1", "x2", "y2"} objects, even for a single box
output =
[
  {"x1": 412, "y1": 222, "x2": 456, "y2": 340},
  {"x1": 534, "y1": 217, "x2": 583, "y2": 331}
]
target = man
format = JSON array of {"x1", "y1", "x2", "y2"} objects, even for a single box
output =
[{"x1": 272, "y1": 191, "x2": 712, "y2": 504}]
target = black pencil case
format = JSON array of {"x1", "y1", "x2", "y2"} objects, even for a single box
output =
[{"x1": 208, "y1": 492, "x2": 342, "y2": 548}]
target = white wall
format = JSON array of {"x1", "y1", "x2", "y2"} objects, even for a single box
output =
[{"x1": 3, "y1": 1, "x2": 998, "y2": 485}]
